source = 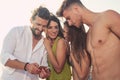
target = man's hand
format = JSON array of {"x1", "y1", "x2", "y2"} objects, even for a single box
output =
[
  {"x1": 25, "y1": 63, "x2": 40, "y2": 74},
  {"x1": 39, "y1": 66, "x2": 51, "y2": 79}
]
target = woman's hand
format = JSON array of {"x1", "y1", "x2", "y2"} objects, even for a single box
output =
[{"x1": 44, "y1": 38, "x2": 52, "y2": 52}]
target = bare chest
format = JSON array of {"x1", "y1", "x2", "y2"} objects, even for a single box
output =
[
  {"x1": 87, "y1": 27, "x2": 109, "y2": 52},
  {"x1": 87, "y1": 26, "x2": 120, "y2": 78}
]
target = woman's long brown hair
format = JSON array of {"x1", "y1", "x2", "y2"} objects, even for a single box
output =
[{"x1": 68, "y1": 24, "x2": 91, "y2": 66}]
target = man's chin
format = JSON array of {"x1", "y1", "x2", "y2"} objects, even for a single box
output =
[
  {"x1": 76, "y1": 26, "x2": 80, "y2": 28},
  {"x1": 33, "y1": 33, "x2": 42, "y2": 38},
  {"x1": 70, "y1": 25, "x2": 80, "y2": 29}
]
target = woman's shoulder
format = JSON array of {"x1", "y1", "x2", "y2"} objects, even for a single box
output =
[
  {"x1": 57, "y1": 37, "x2": 66, "y2": 45},
  {"x1": 57, "y1": 37, "x2": 70, "y2": 53}
]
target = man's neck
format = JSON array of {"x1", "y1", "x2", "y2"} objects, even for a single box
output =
[{"x1": 33, "y1": 35, "x2": 42, "y2": 40}]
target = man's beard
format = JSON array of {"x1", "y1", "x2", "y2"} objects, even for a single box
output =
[{"x1": 31, "y1": 27, "x2": 42, "y2": 39}]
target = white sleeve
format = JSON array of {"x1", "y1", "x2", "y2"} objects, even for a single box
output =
[{"x1": 0, "y1": 27, "x2": 18, "y2": 65}]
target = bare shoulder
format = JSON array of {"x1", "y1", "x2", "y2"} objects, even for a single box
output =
[
  {"x1": 57, "y1": 38, "x2": 66, "y2": 45},
  {"x1": 56, "y1": 38, "x2": 67, "y2": 49},
  {"x1": 56, "y1": 38, "x2": 68, "y2": 54},
  {"x1": 104, "y1": 10, "x2": 119, "y2": 14},
  {"x1": 103, "y1": 10, "x2": 120, "y2": 19},
  {"x1": 99, "y1": 10, "x2": 120, "y2": 28}
]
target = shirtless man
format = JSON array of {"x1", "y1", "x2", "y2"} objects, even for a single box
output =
[{"x1": 57, "y1": 0, "x2": 120, "y2": 80}]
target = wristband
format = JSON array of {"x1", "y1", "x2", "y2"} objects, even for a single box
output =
[{"x1": 24, "y1": 63, "x2": 29, "y2": 71}]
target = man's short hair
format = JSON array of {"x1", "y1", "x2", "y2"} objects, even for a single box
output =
[
  {"x1": 31, "y1": 6, "x2": 50, "y2": 20},
  {"x1": 56, "y1": 0, "x2": 83, "y2": 17}
]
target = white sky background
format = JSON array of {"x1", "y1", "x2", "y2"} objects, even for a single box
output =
[{"x1": 0, "y1": 0, "x2": 120, "y2": 78}]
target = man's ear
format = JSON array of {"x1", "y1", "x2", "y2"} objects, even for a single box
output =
[
  {"x1": 73, "y1": 5, "x2": 79, "y2": 13},
  {"x1": 43, "y1": 27, "x2": 47, "y2": 33},
  {"x1": 30, "y1": 18, "x2": 33, "y2": 24}
]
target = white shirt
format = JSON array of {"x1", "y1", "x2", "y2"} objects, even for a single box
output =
[{"x1": 0, "y1": 26, "x2": 48, "y2": 80}]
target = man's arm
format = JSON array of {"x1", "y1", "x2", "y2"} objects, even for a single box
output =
[
  {"x1": 5, "y1": 59, "x2": 40, "y2": 74},
  {"x1": 0, "y1": 28, "x2": 17, "y2": 65},
  {"x1": 5, "y1": 59, "x2": 25, "y2": 70},
  {"x1": 0, "y1": 27, "x2": 40, "y2": 74},
  {"x1": 106, "y1": 10, "x2": 120, "y2": 38}
]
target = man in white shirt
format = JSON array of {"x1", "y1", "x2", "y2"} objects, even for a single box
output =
[{"x1": 0, "y1": 6, "x2": 50, "y2": 80}]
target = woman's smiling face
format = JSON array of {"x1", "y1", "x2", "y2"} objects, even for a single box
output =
[{"x1": 47, "y1": 20, "x2": 59, "y2": 40}]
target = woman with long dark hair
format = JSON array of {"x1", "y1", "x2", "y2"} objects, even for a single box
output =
[
  {"x1": 44, "y1": 14, "x2": 71, "y2": 80},
  {"x1": 63, "y1": 21, "x2": 91, "y2": 80}
]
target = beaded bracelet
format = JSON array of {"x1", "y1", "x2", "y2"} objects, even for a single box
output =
[{"x1": 24, "y1": 63, "x2": 29, "y2": 71}]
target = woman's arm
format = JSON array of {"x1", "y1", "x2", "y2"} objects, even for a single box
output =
[
  {"x1": 70, "y1": 52, "x2": 90, "y2": 80},
  {"x1": 44, "y1": 38, "x2": 68, "y2": 73},
  {"x1": 72, "y1": 67, "x2": 80, "y2": 80}
]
